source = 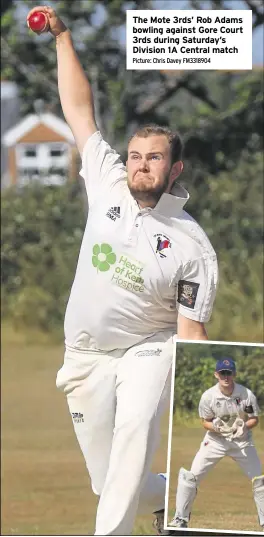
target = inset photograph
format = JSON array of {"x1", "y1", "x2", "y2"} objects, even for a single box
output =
[{"x1": 166, "y1": 342, "x2": 264, "y2": 534}]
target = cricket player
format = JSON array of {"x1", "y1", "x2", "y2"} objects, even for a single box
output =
[
  {"x1": 28, "y1": 6, "x2": 218, "y2": 536},
  {"x1": 170, "y1": 358, "x2": 264, "y2": 532}
]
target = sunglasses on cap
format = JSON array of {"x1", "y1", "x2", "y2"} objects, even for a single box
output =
[{"x1": 218, "y1": 370, "x2": 233, "y2": 376}]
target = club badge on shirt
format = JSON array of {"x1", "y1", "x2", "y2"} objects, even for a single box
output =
[
  {"x1": 177, "y1": 280, "x2": 199, "y2": 309},
  {"x1": 154, "y1": 233, "x2": 171, "y2": 258}
]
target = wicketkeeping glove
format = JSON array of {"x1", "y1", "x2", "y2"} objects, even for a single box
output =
[
  {"x1": 212, "y1": 417, "x2": 233, "y2": 438},
  {"x1": 212, "y1": 417, "x2": 225, "y2": 432},
  {"x1": 231, "y1": 418, "x2": 246, "y2": 439}
]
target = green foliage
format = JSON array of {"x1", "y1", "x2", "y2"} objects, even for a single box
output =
[
  {"x1": 1, "y1": 184, "x2": 85, "y2": 333},
  {"x1": 3, "y1": 0, "x2": 260, "y2": 145},
  {"x1": 174, "y1": 344, "x2": 264, "y2": 414},
  {"x1": 187, "y1": 150, "x2": 264, "y2": 342},
  {"x1": 175, "y1": 352, "x2": 216, "y2": 412},
  {"x1": 1, "y1": 0, "x2": 152, "y2": 119}
]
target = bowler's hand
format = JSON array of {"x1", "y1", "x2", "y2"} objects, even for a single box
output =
[{"x1": 27, "y1": 5, "x2": 67, "y2": 37}]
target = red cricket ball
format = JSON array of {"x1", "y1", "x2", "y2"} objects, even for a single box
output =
[{"x1": 28, "y1": 11, "x2": 48, "y2": 33}]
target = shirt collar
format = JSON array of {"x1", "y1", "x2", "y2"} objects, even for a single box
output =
[
  {"x1": 153, "y1": 182, "x2": 189, "y2": 217},
  {"x1": 216, "y1": 382, "x2": 237, "y2": 398}
]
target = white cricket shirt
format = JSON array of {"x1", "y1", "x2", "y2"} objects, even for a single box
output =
[
  {"x1": 64, "y1": 131, "x2": 218, "y2": 351},
  {"x1": 199, "y1": 382, "x2": 259, "y2": 446}
]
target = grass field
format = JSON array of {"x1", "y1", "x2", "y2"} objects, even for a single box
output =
[
  {"x1": 167, "y1": 418, "x2": 264, "y2": 533},
  {"x1": 1, "y1": 327, "x2": 170, "y2": 536}
]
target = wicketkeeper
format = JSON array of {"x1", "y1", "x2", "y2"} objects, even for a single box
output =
[{"x1": 170, "y1": 357, "x2": 264, "y2": 532}]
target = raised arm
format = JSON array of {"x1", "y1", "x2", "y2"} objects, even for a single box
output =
[{"x1": 27, "y1": 6, "x2": 97, "y2": 153}]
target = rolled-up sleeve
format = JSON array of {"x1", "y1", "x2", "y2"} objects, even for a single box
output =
[
  {"x1": 199, "y1": 394, "x2": 214, "y2": 420},
  {"x1": 176, "y1": 253, "x2": 218, "y2": 322},
  {"x1": 79, "y1": 131, "x2": 127, "y2": 206},
  {"x1": 244, "y1": 391, "x2": 260, "y2": 417}
]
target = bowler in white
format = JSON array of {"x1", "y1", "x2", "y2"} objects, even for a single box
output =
[{"x1": 28, "y1": 5, "x2": 218, "y2": 536}]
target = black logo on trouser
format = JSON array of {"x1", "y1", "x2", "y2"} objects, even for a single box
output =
[{"x1": 71, "y1": 412, "x2": 84, "y2": 423}]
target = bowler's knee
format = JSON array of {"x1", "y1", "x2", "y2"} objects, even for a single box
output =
[{"x1": 120, "y1": 412, "x2": 157, "y2": 434}]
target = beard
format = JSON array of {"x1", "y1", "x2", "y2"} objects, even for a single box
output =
[{"x1": 127, "y1": 172, "x2": 170, "y2": 205}]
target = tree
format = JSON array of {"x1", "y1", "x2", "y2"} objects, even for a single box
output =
[
  {"x1": 174, "y1": 344, "x2": 264, "y2": 413},
  {"x1": 190, "y1": 0, "x2": 264, "y2": 29},
  {"x1": 2, "y1": 0, "x2": 260, "y2": 141},
  {"x1": 1, "y1": 0, "x2": 13, "y2": 16}
]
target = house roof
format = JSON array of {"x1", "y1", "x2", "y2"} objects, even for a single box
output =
[{"x1": 2, "y1": 112, "x2": 75, "y2": 146}]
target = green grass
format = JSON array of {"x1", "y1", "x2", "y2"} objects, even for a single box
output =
[
  {"x1": 168, "y1": 418, "x2": 264, "y2": 532},
  {"x1": 1, "y1": 327, "x2": 169, "y2": 536}
]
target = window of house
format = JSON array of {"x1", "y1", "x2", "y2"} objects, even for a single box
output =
[
  {"x1": 50, "y1": 149, "x2": 63, "y2": 157},
  {"x1": 49, "y1": 144, "x2": 66, "y2": 158},
  {"x1": 21, "y1": 168, "x2": 39, "y2": 176},
  {"x1": 24, "y1": 147, "x2": 37, "y2": 158},
  {"x1": 49, "y1": 167, "x2": 65, "y2": 175}
]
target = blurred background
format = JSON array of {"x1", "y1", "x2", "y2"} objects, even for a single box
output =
[
  {"x1": 173, "y1": 342, "x2": 264, "y2": 414},
  {"x1": 1, "y1": 0, "x2": 263, "y2": 535},
  {"x1": 168, "y1": 342, "x2": 264, "y2": 532}
]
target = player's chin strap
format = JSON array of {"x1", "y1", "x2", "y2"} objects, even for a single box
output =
[
  {"x1": 252, "y1": 475, "x2": 264, "y2": 528},
  {"x1": 174, "y1": 467, "x2": 197, "y2": 523}
]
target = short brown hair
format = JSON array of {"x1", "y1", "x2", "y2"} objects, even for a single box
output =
[{"x1": 129, "y1": 124, "x2": 183, "y2": 164}]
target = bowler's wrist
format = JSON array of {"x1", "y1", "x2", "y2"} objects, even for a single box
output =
[{"x1": 55, "y1": 26, "x2": 70, "y2": 42}]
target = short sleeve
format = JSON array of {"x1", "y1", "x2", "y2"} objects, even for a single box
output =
[
  {"x1": 176, "y1": 254, "x2": 218, "y2": 322},
  {"x1": 199, "y1": 393, "x2": 214, "y2": 420},
  {"x1": 244, "y1": 390, "x2": 259, "y2": 417},
  {"x1": 79, "y1": 131, "x2": 127, "y2": 206}
]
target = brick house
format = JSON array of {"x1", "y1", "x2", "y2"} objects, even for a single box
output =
[{"x1": 2, "y1": 110, "x2": 78, "y2": 187}]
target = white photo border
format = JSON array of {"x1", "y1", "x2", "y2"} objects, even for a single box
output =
[{"x1": 165, "y1": 340, "x2": 264, "y2": 536}]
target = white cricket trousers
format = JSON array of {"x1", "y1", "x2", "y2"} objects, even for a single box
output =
[
  {"x1": 56, "y1": 330, "x2": 174, "y2": 535},
  {"x1": 191, "y1": 437, "x2": 262, "y2": 482}
]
